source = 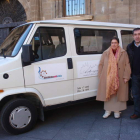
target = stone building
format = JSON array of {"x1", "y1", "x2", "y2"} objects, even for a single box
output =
[
  {"x1": 16, "y1": 0, "x2": 140, "y2": 24},
  {"x1": 0, "y1": 0, "x2": 140, "y2": 44}
]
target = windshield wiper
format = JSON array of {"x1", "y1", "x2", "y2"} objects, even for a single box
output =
[{"x1": 0, "y1": 49, "x2": 7, "y2": 58}]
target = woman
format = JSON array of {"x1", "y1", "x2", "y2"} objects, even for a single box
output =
[{"x1": 96, "y1": 37, "x2": 131, "y2": 119}]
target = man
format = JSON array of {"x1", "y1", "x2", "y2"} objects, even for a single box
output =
[{"x1": 127, "y1": 28, "x2": 140, "y2": 119}]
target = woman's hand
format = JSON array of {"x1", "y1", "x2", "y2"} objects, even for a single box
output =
[{"x1": 124, "y1": 78, "x2": 128, "y2": 83}]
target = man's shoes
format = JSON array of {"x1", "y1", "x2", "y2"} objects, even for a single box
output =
[{"x1": 130, "y1": 114, "x2": 140, "y2": 119}]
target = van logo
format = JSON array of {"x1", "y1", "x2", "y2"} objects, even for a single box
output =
[{"x1": 38, "y1": 67, "x2": 62, "y2": 79}]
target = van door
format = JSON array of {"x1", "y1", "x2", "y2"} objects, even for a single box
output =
[
  {"x1": 69, "y1": 26, "x2": 117, "y2": 100},
  {"x1": 23, "y1": 24, "x2": 74, "y2": 106}
]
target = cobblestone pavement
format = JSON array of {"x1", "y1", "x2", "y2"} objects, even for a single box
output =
[{"x1": 0, "y1": 100, "x2": 139, "y2": 140}]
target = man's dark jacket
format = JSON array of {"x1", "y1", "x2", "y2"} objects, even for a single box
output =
[{"x1": 126, "y1": 41, "x2": 135, "y2": 72}]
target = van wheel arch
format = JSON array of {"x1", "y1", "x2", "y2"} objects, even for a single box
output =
[{"x1": 0, "y1": 93, "x2": 44, "y2": 121}]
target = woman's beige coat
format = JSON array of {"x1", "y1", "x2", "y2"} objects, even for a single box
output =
[{"x1": 96, "y1": 47, "x2": 131, "y2": 102}]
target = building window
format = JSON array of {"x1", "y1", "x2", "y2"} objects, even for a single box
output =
[
  {"x1": 74, "y1": 28, "x2": 117, "y2": 55},
  {"x1": 63, "y1": 0, "x2": 85, "y2": 16}
]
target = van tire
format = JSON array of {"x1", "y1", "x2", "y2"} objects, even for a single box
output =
[{"x1": 0, "y1": 98, "x2": 37, "y2": 135}]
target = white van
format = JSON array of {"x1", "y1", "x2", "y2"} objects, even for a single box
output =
[{"x1": 0, "y1": 20, "x2": 136, "y2": 134}]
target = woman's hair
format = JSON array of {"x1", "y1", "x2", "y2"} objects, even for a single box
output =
[{"x1": 110, "y1": 36, "x2": 119, "y2": 43}]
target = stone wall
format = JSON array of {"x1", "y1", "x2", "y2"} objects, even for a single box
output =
[{"x1": 93, "y1": 0, "x2": 140, "y2": 24}]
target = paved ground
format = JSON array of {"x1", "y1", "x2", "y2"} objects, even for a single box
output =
[{"x1": 0, "y1": 100, "x2": 139, "y2": 140}]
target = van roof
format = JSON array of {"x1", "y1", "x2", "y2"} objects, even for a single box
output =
[{"x1": 28, "y1": 20, "x2": 140, "y2": 29}]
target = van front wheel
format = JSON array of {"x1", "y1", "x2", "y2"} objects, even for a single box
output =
[{"x1": 0, "y1": 98, "x2": 37, "y2": 135}]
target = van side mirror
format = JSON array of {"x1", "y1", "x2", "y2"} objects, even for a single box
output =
[{"x1": 22, "y1": 44, "x2": 34, "y2": 65}]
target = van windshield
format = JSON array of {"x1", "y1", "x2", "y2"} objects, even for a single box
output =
[{"x1": 0, "y1": 24, "x2": 33, "y2": 57}]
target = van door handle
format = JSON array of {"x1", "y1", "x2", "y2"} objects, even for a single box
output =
[{"x1": 67, "y1": 58, "x2": 73, "y2": 69}]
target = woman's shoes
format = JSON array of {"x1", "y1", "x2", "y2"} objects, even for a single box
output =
[
  {"x1": 114, "y1": 111, "x2": 121, "y2": 119},
  {"x1": 103, "y1": 111, "x2": 121, "y2": 119},
  {"x1": 103, "y1": 111, "x2": 111, "y2": 118}
]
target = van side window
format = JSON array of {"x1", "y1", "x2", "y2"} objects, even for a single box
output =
[
  {"x1": 30, "y1": 27, "x2": 67, "y2": 62},
  {"x1": 121, "y1": 30, "x2": 133, "y2": 50},
  {"x1": 74, "y1": 28, "x2": 117, "y2": 55}
]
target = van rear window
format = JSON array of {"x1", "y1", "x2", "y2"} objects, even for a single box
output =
[
  {"x1": 121, "y1": 30, "x2": 133, "y2": 50},
  {"x1": 74, "y1": 28, "x2": 117, "y2": 55}
]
